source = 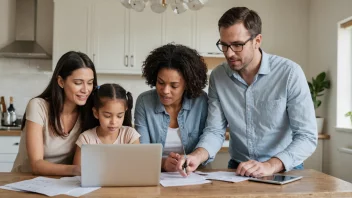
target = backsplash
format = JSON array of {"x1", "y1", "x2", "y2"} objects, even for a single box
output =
[{"x1": 0, "y1": 58, "x2": 52, "y2": 115}]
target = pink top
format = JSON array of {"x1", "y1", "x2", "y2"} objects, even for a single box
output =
[{"x1": 76, "y1": 126, "x2": 140, "y2": 147}]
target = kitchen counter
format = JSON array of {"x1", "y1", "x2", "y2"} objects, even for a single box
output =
[
  {"x1": 0, "y1": 128, "x2": 21, "y2": 136},
  {"x1": 0, "y1": 169, "x2": 351, "y2": 197}
]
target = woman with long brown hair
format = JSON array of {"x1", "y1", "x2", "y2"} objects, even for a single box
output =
[{"x1": 12, "y1": 51, "x2": 97, "y2": 176}]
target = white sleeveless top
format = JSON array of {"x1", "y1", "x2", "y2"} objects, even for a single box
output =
[{"x1": 162, "y1": 127, "x2": 184, "y2": 157}]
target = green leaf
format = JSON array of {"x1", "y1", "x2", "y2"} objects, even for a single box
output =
[
  {"x1": 308, "y1": 71, "x2": 330, "y2": 109},
  {"x1": 323, "y1": 81, "x2": 331, "y2": 89},
  {"x1": 346, "y1": 112, "x2": 352, "y2": 124},
  {"x1": 316, "y1": 72, "x2": 326, "y2": 82},
  {"x1": 316, "y1": 100, "x2": 322, "y2": 109}
]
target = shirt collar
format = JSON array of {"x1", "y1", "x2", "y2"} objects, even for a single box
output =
[
  {"x1": 224, "y1": 49, "x2": 271, "y2": 77},
  {"x1": 258, "y1": 50, "x2": 270, "y2": 75}
]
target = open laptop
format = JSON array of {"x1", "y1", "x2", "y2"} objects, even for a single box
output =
[{"x1": 81, "y1": 144, "x2": 162, "y2": 187}]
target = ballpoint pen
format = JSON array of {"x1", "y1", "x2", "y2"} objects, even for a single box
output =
[{"x1": 182, "y1": 145, "x2": 187, "y2": 174}]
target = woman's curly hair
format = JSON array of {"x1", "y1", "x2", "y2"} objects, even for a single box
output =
[{"x1": 142, "y1": 43, "x2": 208, "y2": 99}]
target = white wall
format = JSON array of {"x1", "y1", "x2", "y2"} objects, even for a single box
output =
[{"x1": 308, "y1": 0, "x2": 352, "y2": 182}]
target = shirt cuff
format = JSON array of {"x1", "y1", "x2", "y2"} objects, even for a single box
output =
[
  {"x1": 275, "y1": 151, "x2": 294, "y2": 171},
  {"x1": 195, "y1": 143, "x2": 217, "y2": 165}
]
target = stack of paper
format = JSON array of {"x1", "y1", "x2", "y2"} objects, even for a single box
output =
[
  {"x1": 195, "y1": 171, "x2": 249, "y2": 183},
  {"x1": 0, "y1": 176, "x2": 100, "y2": 197},
  {"x1": 160, "y1": 172, "x2": 211, "y2": 187}
]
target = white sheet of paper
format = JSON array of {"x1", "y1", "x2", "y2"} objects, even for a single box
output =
[
  {"x1": 0, "y1": 185, "x2": 26, "y2": 192},
  {"x1": 195, "y1": 171, "x2": 249, "y2": 183},
  {"x1": 60, "y1": 176, "x2": 100, "y2": 197},
  {"x1": 2, "y1": 176, "x2": 99, "y2": 197},
  {"x1": 5, "y1": 177, "x2": 79, "y2": 197},
  {"x1": 160, "y1": 172, "x2": 211, "y2": 187}
]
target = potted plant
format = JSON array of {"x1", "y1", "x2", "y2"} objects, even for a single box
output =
[
  {"x1": 308, "y1": 71, "x2": 331, "y2": 133},
  {"x1": 346, "y1": 111, "x2": 352, "y2": 124}
]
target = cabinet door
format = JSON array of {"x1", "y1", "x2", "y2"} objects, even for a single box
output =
[
  {"x1": 0, "y1": 137, "x2": 20, "y2": 154},
  {"x1": 53, "y1": 0, "x2": 92, "y2": 69},
  {"x1": 0, "y1": 136, "x2": 20, "y2": 172},
  {"x1": 128, "y1": 9, "x2": 163, "y2": 74},
  {"x1": 163, "y1": 11, "x2": 196, "y2": 48},
  {"x1": 196, "y1": 1, "x2": 233, "y2": 56},
  {"x1": 92, "y1": 0, "x2": 127, "y2": 73}
]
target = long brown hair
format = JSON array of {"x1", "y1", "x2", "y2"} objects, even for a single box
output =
[{"x1": 21, "y1": 51, "x2": 98, "y2": 137}]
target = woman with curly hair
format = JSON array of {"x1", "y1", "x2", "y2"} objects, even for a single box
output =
[{"x1": 134, "y1": 43, "x2": 208, "y2": 172}]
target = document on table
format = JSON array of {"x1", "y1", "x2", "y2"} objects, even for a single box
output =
[
  {"x1": 60, "y1": 176, "x2": 100, "y2": 197},
  {"x1": 195, "y1": 171, "x2": 249, "y2": 183},
  {"x1": 160, "y1": 172, "x2": 211, "y2": 187},
  {"x1": 4, "y1": 177, "x2": 79, "y2": 196},
  {"x1": 1, "y1": 176, "x2": 100, "y2": 197}
]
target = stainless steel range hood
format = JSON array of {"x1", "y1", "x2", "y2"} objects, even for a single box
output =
[{"x1": 0, "y1": 0, "x2": 51, "y2": 59}]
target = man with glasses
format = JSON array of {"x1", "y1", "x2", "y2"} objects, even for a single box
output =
[{"x1": 177, "y1": 7, "x2": 317, "y2": 178}]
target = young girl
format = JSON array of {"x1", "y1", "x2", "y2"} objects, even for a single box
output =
[{"x1": 73, "y1": 83, "x2": 140, "y2": 167}]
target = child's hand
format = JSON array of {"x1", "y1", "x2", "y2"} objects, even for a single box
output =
[
  {"x1": 163, "y1": 152, "x2": 181, "y2": 172},
  {"x1": 72, "y1": 165, "x2": 81, "y2": 176}
]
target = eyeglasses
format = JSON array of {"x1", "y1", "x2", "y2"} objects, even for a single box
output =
[{"x1": 216, "y1": 35, "x2": 256, "y2": 53}]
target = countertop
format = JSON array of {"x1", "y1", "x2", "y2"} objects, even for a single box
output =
[
  {"x1": 0, "y1": 129, "x2": 21, "y2": 136},
  {"x1": 0, "y1": 169, "x2": 351, "y2": 197}
]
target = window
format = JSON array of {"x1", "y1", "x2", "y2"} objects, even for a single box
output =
[{"x1": 337, "y1": 17, "x2": 352, "y2": 129}]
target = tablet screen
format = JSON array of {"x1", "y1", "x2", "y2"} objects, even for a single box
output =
[
  {"x1": 249, "y1": 174, "x2": 302, "y2": 184},
  {"x1": 258, "y1": 175, "x2": 299, "y2": 182}
]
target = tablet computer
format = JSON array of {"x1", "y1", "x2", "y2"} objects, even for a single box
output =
[{"x1": 249, "y1": 174, "x2": 303, "y2": 185}]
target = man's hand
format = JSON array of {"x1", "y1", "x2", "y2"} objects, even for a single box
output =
[
  {"x1": 162, "y1": 152, "x2": 181, "y2": 172},
  {"x1": 236, "y1": 158, "x2": 284, "y2": 177},
  {"x1": 176, "y1": 154, "x2": 202, "y2": 177},
  {"x1": 176, "y1": 148, "x2": 209, "y2": 177}
]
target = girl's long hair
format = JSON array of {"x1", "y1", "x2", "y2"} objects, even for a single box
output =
[{"x1": 85, "y1": 83, "x2": 133, "y2": 129}]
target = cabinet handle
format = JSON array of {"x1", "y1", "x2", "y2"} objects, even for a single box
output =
[
  {"x1": 13, "y1": 142, "x2": 19, "y2": 146},
  {"x1": 93, "y1": 54, "x2": 96, "y2": 63},
  {"x1": 124, "y1": 55, "x2": 128, "y2": 67},
  {"x1": 130, "y1": 55, "x2": 134, "y2": 67}
]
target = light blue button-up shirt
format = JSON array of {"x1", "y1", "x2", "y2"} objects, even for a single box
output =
[
  {"x1": 134, "y1": 89, "x2": 208, "y2": 154},
  {"x1": 196, "y1": 50, "x2": 317, "y2": 171}
]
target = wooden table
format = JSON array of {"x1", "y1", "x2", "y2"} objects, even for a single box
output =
[{"x1": 0, "y1": 169, "x2": 351, "y2": 197}]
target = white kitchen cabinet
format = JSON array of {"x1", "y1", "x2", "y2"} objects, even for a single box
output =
[
  {"x1": 91, "y1": 0, "x2": 128, "y2": 73},
  {"x1": 0, "y1": 136, "x2": 20, "y2": 172},
  {"x1": 195, "y1": 0, "x2": 235, "y2": 57},
  {"x1": 53, "y1": 0, "x2": 165, "y2": 74},
  {"x1": 127, "y1": 8, "x2": 163, "y2": 73},
  {"x1": 53, "y1": 0, "x2": 227, "y2": 74},
  {"x1": 53, "y1": 0, "x2": 93, "y2": 69},
  {"x1": 163, "y1": 11, "x2": 196, "y2": 48}
]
